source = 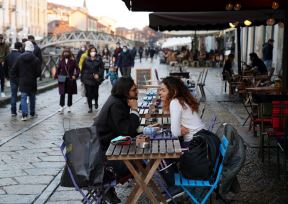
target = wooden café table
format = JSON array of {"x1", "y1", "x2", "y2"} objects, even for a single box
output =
[
  {"x1": 106, "y1": 138, "x2": 182, "y2": 204},
  {"x1": 245, "y1": 86, "x2": 281, "y2": 94}
]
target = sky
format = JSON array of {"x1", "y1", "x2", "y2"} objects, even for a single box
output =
[{"x1": 48, "y1": 0, "x2": 150, "y2": 29}]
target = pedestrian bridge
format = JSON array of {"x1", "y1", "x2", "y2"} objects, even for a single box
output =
[{"x1": 38, "y1": 31, "x2": 134, "y2": 50}]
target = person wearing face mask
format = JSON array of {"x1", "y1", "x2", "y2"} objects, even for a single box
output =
[
  {"x1": 113, "y1": 42, "x2": 122, "y2": 75},
  {"x1": 0, "y1": 34, "x2": 10, "y2": 97},
  {"x1": 76, "y1": 45, "x2": 86, "y2": 64},
  {"x1": 117, "y1": 46, "x2": 133, "y2": 77},
  {"x1": 55, "y1": 49, "x2": 80, "y2": 114},
  {"x1": 102, "y1": 47, "x2": 111, "y2": 75},
  {"x1": 81, "y1": 47, "x2": 104, "y2": 113}
]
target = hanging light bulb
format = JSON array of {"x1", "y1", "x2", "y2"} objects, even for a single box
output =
[
  {"x1": 226, "y1": 3, "x2": 233, "y2": 10},
  {"x1": 229, "y1": 22, "x2": 239, "y2": 28},
  {"x1": 244, "y1": 20, "x2": 252, "y2": 26},
  {"x1": 272, "y1": 1, "x2": 279, "y2": 9},
  {"x1": 267, "y1": 18, "x2": 275, "y2": 26},
  {"x1": 234, "y1": 3, "x2": 242, "y2": 10}
]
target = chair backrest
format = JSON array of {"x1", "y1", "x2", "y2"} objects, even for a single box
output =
[
  {"x1": 272, "y1": 100, "x2": 288, "y2": 130},
  {"x1": 210, "y1": 135, "x2": 229, "y2": 183}
]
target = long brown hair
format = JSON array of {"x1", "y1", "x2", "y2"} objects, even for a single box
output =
[{"x1": 162, "y1": 76, "x2": 199, "y2": 113}]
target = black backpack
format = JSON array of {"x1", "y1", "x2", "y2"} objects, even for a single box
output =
[{"x1": 179, "y1": 129, "x2": 220, "y2": 180}]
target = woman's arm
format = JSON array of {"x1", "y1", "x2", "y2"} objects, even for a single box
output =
[{"x1": 170, "y1": 100, "x2": 182, "y2": 137}]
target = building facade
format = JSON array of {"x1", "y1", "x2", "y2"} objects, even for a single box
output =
[{"x1": 0, "y1": 0, "x2": 48, "y2": 43}]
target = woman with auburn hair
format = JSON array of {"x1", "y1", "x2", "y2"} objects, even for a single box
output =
[{"x1": 159, "y1": 76, "x2": 206, "y2": 146}]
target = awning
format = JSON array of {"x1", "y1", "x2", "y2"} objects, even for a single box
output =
[
  {"x1": 149, "y1": 10, "x2": 285, "y2": 31},
  {"x1": 122, "y1": 0, "x2": 287, "y2": 12}
]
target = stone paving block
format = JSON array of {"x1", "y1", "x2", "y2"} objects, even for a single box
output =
[
  {"x1": 32, "y1": 162, "x2": 64, "y2": 168},
  {"x1": 0, "y1": 169, "x2": 28, "y2": 178},
  {"x1": 24, "y1": 168, "x2": 60, "y2": 176},
  {"x1": 14, "y1": 176, "x2": 53, "y2": 185},
  {"x1": 0, "y1": 195, "x2": 36, "y2": 203},
  {"x1": 3, "y1": 184, "x2": 46, "y2": 195},
  {"x1": 0, "y1": 178, "x2": 18, "y2": 186},
  {"x1": 38, "y1": 156, "x2": 64, "y2": 162},
  {"x1": 46, "y1": 201, "x2": 82, "y2": 204},
  {"x1": 0, "y1": 163, "x2": 36, "y2": 171},
  {"x1": 0, "y1": 146, "x2": 27, "y2": 152},
  {"x1": 0, "y1": 189, "x2": 6, "y2": 195},
  {"x1": 48, "y1": 190, "x2": 84, "y2": 201}
]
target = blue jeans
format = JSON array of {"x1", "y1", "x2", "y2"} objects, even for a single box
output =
[
  {"x1": 21, "y1": 92, "x2": 36, "y2": 117},
  {"x1": 264, "y1": 60, "x2": 272, "y2": 71},
  {"x1": 110, "y1": 78, "x2": 117, "y2": 86},
  {"x1": 10, "y1": 80, "x2": 19, "y2": 114}
]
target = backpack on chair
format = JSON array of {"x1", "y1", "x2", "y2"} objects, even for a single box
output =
[{"x1": 179, "y1": 129, "x2": 220, "y2": 180}]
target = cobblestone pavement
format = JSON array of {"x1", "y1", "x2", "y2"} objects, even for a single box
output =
[{"x1": 0, "y1": 58, "x2": 287, "y2": 204}]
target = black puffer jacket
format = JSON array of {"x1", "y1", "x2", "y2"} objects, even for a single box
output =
[
  {"x1": 11, "y1": 51, "x2": 41, "y2": 93},
  {"x1": 81, "y1": 56, "x2": 104, "y2": 86},
  {"x1": 94, "y1": 95, "x2": 140, "y2": 151}
]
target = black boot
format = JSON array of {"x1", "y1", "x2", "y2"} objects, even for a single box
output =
[{"x1": 104, "y1": 187, "x2": 121, "y2": 204}]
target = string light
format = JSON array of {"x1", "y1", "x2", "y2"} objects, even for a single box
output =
[
  {"x1": 272, "y1": 1, "x2": 279, "y2": 9},
  {"x1": 244, "y1": 20, "x2": 252, "y2": 26}
]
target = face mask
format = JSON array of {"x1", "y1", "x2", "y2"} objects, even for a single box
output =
[
  {"x1": 90, "y1": 52, "x2": 96, "y2": 57},
  {"x1": 81, "y1": 47, "x2": 85, "y2": 51},
  {"x1": 123, "y1": 49, "x2": 127, "y2": 52}
]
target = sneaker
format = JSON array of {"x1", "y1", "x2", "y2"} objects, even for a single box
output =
[
  {"x1": 67, "y1": 107, "x2": 71, "y2": 113},
  {"x1": 30, "y1": 114, "x2": 38, "y2": 119},
  {"x1": 1, "y1": 92, "x2": 6, "y2": 97},
  {"x1": 21, "y1": 116, "x2": 29, "y2": 121},
  {"x1": 95, "y1": 104, "x2": 98, "y2": 110},
  {"x1": 103, "y1": 188, "x2": 121, "y2": 204},
  {"x1": 58, "y1": 107, "x2": 64, "y2": 114},
  {"x1": 11, "y1": 113, "x2": 17, "y2": 117},
  {"x1": 88, "y1": 108, "x2": 92, "y2": 113}
]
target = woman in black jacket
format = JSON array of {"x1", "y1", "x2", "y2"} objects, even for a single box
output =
[
  {"x1": 94, "y1": 77, "x2": 140, "y2": 203},
  {"x1": 81, "y1": 47, "x2": 104, "y2": 113}
]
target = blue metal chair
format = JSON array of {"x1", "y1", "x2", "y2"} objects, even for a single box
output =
[{"x1": 174, "y1": 135, "x2": 229, "y2": 204}]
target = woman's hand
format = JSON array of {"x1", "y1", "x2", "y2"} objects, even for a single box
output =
[
  {"x1": 72, "y1": 76, "x2": 76, "y2": 80},
  {"x1": 94, "y1": 74, "x2": 99, "y2": 80},
  {"x1": 181, "y1": 125, "x2": 189, "y2": 136},
  {"x1": 128, "y1": 99, "x2": 138, "y2": 110}
]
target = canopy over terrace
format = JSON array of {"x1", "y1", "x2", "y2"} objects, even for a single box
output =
[{"x1": 122, "y1": 0, "x2": 287, "y2": 11}]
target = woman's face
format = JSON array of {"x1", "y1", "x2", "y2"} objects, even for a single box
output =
[
  {"x1": 159, "y1": 83, "x2": 169, "y2": 102},
  {"x1": 128, "y1": 84, "x2": 138, "y2": 99}
]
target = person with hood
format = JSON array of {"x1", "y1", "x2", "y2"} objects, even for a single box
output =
[
  {"x1": 11, "y1": 41, "x2": 41, "y2": 121},
  {"x1": 117, "y1": 46, "x2": 133, "y2": 77},
  {"x1": 5, "y1": 42, "x2": 22, "y2": 116},
  {"x1": 81, "y1": 46, "x2": 104, "y2": 113},
  {"x1": 56, "y1": 49, "x2": 80, "y2": 114},
  {"x1": 0, "y1": 34, "x2": 9, "y2": 97}
]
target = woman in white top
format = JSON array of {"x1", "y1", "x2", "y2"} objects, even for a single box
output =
[{"x1": 159, "y1": 76, "x2": 206, "y2": 146}]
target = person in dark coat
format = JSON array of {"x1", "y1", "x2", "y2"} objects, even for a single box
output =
[
  {"x1": 11, "y1": 41, "x2": 41, "y2": 121},
  {"x1": 93, "y1": 77, "x2": 140, "y2": 203},
  {"x1": 81, "y1": 47, "x2": 104, "y2": 113},
  {"x1": 28, "y1": 35, "x2": 43, "y2": 79},
  {"x1": 56, "y1": 49, "x2": 80, "y2": 114},
  {"x1": 117, "y1": 46, "x2": 133, "y2": 77},
  {"x1": 5, "y1": 42, "x2": 22, "y2": 116},
  {"x1": 249, "y1": 52, "x2": 268, "y2": 75},
  {"x1": 262, "y1": 39, "x2": 274, "y2": 71},
  {"x1": 222, "y1": 54, "x2": 234, "y2": 81},
  {"x1": 138, "y1": 46, "x2": 143, "y2": 63},
  {"x1": 130, "y1": 46, "x2": 137, "y2": 67},
  {"x1": 113, "y1": 42, "x2": 122, "y2": 75}
]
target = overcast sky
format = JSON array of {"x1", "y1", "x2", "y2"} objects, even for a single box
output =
[{"x1": 48, "y1": 0, "x2": 150, "y2": 29}]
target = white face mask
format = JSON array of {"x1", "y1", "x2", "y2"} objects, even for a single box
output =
[
  {"x1": 81, "y1": 47, "x2": 85, "y2": 51},
  {"x1": 123, "y1": 49, "x2": 127, "y2": 52},
  {"x1": 90, "y1": 52, "x2": 96, "y2": 57}
]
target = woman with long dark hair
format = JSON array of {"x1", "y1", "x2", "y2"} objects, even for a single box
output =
[
  {"x1": 81, "y1": 47, "x2": 104, "y2": 113},
  {"x1": 159, "y1": 76, "x2": 206, "y2": 145}
]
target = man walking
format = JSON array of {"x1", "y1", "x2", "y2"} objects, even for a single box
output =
[
  {"x1": 113, "y1": 42, "x2": 122, "y2": 75},
  {"x1": 5, "y1": 42, "x2": 22, "y2": 116},
  {"x1": 11, "y1": 41, "x2": 41, "y2": 121},
  {"x1": 0, "y1": 34, "x2": 9, "y2": 97},
  {"x1": 28, "y1": 35, "x2": 43, "y2": 79},
  {"x1": 117, "y1": 46, "x2": 133, "y2": 77},
  {"x1": 262, "y1": 39, "x2": 274, "y2": 72}
]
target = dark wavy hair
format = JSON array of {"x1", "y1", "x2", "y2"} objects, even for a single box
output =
[
  {"x1": 111, "y1": 77, "x2": 135, "y2": 101},
  {"x1": 161, "y1": 76, "x2": 199, "y2": 113},
  {"x1": 87, "y1": 46, "x2": 97, "y2": 57}
]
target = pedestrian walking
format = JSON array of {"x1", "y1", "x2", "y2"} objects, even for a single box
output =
[
  {"x1": 81, "y1": 47, "x2": 104, "y2": 113},
  {"x1": 105, "y1": 67, "x2": 118, "y2": 86},
  {"x1": 102, "y1": 47, "x2": 111, "y2": 75},
  {"x1": 28, "y1": 35, "x2": 43, "y2": 79},
  {"x1": 5, "y1": 42, "x2": 22, "y2": 116},
  {"x1": 130, "y1": 46, "x2": 137, "y2": 67},
  {"x1": 11, "y1": 41, "x2": 41, "y2": 121},
  {"x1": 76, "y1": 45, "x2": 86, "y2": 64},
  {"x1": 138, "y1": 46, "x2": 143, "y2": 63},
  {"x1": 56, "y1": 49, "x2": 80, "y2": 114},
  {"x1": 117, "y1": 46, "x2": 133, "y2": 78},
  {"x1": 113, "y1": 42, "x2": 122, "y2": 75},
  {"x1": 262, "y1": 39, "x2": 274, "y2": 72},
  {"x1": 0, "y1": 34, "x2": 9, "y2": 97}
]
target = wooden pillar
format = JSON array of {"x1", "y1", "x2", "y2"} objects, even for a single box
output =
[
  {"x1": 282, "y1": 9, "x2": 288, "y2": 94},
  {"x1": 237, "y1": 27, "x2": 242, "y2": 75}
]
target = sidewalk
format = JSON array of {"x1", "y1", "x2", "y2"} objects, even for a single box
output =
[{"x1": 0, "y1": 79, "x2": 58, "y2": 106}]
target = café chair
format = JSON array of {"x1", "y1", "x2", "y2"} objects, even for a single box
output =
[{"x1": 174, "y1": 135, "x2": 229, "y2": 204}]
